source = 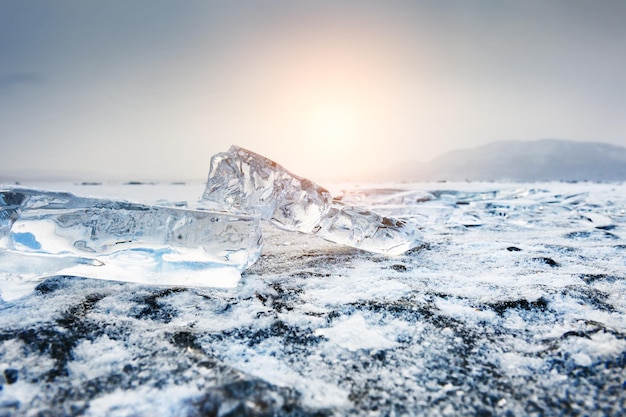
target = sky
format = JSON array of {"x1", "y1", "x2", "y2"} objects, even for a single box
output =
[{"x1": 1, "y1": 0, "x2": 625, "y2": 183}]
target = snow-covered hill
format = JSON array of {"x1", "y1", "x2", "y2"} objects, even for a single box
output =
[{"x1": 396, "y1": 139, "x2": 626, "y2": 182}]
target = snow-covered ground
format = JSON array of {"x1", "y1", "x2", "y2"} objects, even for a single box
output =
[{"x1": 1, "y1": 181, "x2": 625, "y2": 416}]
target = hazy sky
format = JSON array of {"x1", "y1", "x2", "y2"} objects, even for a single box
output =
[{"x1": 1, "y1": 0, "x2": 625, "y2": 182}]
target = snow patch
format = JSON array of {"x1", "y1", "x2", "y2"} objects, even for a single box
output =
[{"x1": 314, "y1": 313, "x2": 399, "y2": 352}]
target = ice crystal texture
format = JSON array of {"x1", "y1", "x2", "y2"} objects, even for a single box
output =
[
  {"x1": 202, "y1": 146, "x2": 422, "y2": 255},
  {"x1": 203, "y1": 145, "x2": 333, "y2": 233},
  {"x1": 0, "y1": 189, "x2": 262, "y2": 291}
]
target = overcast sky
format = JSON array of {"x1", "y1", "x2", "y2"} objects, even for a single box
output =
[{"x1": 1, "y1": 0, "x2": 625, "y2": 182}]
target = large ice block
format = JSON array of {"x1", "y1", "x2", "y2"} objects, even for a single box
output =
[
  {"x1": 202, "y1": 146, "x2": 422, "y2": 255},
  {"x1": 0, "y1": 188, "x2": 262, "y2": 293}
]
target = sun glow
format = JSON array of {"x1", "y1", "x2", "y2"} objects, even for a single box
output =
[
  {"x1": 213, "y1": 23, "x2": 421, "y2": 181},
  {"x1": 303, "y1": 100, "x2": 360, "y2": 160}
]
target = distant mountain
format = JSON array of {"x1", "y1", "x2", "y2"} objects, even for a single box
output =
[{"x1": 394, "y1": 139, "x2": 626, "y2": 182}]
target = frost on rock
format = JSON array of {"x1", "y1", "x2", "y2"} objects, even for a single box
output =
[
  {"x1": 202, "y1": 145, "x2": 422, "y2": 255},
  {"x1": 0, "y1": 189, "x2": 262, "y2": 296}
]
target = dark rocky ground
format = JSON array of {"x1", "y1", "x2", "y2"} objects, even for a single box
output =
[{"x1": 1, "y1": 182, "x2": 625, "y2": 416}]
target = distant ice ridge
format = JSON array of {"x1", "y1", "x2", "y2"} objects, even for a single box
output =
[
  {"x1": 202, "y1": 146, "x2": 423, "y2": 255},
  {"x1": 0, "y1": 189, "x2": 262, "y2": 298}
]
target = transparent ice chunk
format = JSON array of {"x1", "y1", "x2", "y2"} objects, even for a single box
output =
[
  {"x1": 202, "y1": 146, "x2": 422, "y2": 255},
  {"x1": 1, "y1": 145, "x2": 423, "y2": 300},
  {"x1": 203, "y1": 146, "x2": 333, "y2": 233},
  {"x1": 317, "y1": 205, "x2": 421, "y2": 255},
  {"x1": 0, "y1": 188, "x2": 262, "y2": 295}
]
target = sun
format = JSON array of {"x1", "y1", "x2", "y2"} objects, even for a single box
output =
[
  {"x1": 302, "y1": 100, "x2": 361, "y2": 164},
  {"x1": 307, "y1": 102, "x2": 358, "y2": 144}
]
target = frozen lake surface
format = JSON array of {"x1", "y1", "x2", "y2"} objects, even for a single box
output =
[{"x1": 1, "y1": 181, "x2": 625, "y2": 416}]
